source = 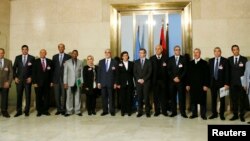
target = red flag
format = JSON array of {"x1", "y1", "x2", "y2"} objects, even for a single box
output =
[{"x1": 160, "y1": 26, "x2": 166, "y2": 55}]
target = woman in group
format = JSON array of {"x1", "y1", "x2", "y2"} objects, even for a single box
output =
[
  {"x1": 83, "y1": 55, "x2": 99, "y2": 115},
  {"x1": 116, "y1": 51, "x2": 134, "y2": 116}
]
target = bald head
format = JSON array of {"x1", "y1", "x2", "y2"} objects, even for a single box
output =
[
  {"x1": 155, "y1": 45, "x2": 163, "y2": 55},
  {"x1": 40, "y1": 49, "x2": 47, "y2": 58}
]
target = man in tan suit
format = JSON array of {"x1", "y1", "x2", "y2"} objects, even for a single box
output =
[{"x1": 0, "y1": 48, "x2": 13, "y2": 118}]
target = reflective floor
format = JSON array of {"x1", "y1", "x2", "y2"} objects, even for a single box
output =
[{"x1": 0, "y1": 107, "x2": 249, "y2": 141}]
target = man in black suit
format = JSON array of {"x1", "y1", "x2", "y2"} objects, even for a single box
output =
[
  {"x1": 32, "y1": 49, "x2": 53, "y2": 117},
  {"x1": 13, "y1": 45, "x2": 35, "y2": 117},
  {"x1": 168, "y1": 45, "x2": 187, "y2": 118},
  {"x1": 134, "y1": 48, "x2": 152, "y2": 117},
  {"x1": 52, "y1": 43, "x2": 70, "y2": 115},
  {"x1": 116, "y1": 51, "x2": 134, "y2": 116},
  {"x1": 208, "y1": 47, "x2": 229, "y2": 120},
  {"x1": 150, "y1": 45, "x2": 168, "y2": 117},
  {"x1": 97, "y1": 49, "x2": 118, "y2": 116},
  {"x1": 228, "y1": 45, "x2": 248, "y2": 122},
  {"x1": 186, "y1": 48, "x2": 209, "y2": 120}
]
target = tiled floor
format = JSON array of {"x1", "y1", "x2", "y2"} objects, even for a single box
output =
[{"x1": 0, "y1": 107, "x2": 249, "y2": 141}]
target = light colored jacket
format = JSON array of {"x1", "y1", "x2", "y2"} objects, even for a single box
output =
[
  {"x1": 64, "y1": 59, "x2": 83, "y2": 87},
  {"x1": 242, "y1": 61, "x2": 250, "y2": 95}
]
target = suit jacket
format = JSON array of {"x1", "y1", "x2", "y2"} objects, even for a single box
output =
[
  {"x1": 52, "y1": 53, "x2": 71, "y2": 83},
  {"x1": 83, "y1": 65, "x2": 98, "y2": 89},
  {"x1": 167, "y1": 55, "x2": 187, "y2": 83},
  {"x1": 117, "y1": 61, "x2": 134, "y2": 88},
  {"x1": 228, "y1": 55, "x2": 248, "y2": 86},
  {"x1": 63, "y1": 59, "x2": 83, "y2": 87},
  {"x1": 209, "y1": 57, "x2": 229, "y2": 87},
  {"x1": 133, "y1": 58, "x2": 152, "y2": 85},
  {"x1": 243, "y1": 61, "x2": 250, "y2": 95},
  {"x1": 150, "y1": 55, "x2": 168, "y2": 84},
  {"x1": 0, "y1": 58, "x2": 13, "y2": 88},
  {"x1": 186, "y1": 59, "x2": 209, "y2": 104},
  {"x1": 32, "y1": 58, "x2": 53, "y2": 87},
  {"x1": 13, "y1": 54, "x2": 35, "y2": 80},
  {"x1": 97, "y1": 58, "x2": 117, "y2": 88}
]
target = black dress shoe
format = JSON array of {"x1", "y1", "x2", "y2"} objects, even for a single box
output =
[
  {"x1": 162, "y1": 112, "x2": 168, "y2": 117},
  {"x1": 77, "y1": 113, "x2": 82, "y2": 116},
  {"x1": 111, "y1": 113, "x2": 115, "y2": 116},
  {"x1": 146, "y1": 113, "x2": 151, "y2": 118},
  {"x1": 14, "y1": 112, "x2": 22, "y2": 117},
  {"x1": 209, "y1": 114, "x2": 218, "y2": 119},
  {"x1": 37, "y1": 113, "x2": 42, "y2": 117},
  {"x1": 181, "y1": 114, "x2": 188, "y2": 118},
  {"x1": 230, "y1": 115, "x2": 238, "y2": 121},
  {"x1": 170, "y1": 113, "x2": 177, "y2": 117},
  {"x1": 137, "y1": 113, "x2": 143, "y2": 118},
  {"x1": 101, "y1": 112, "x2": 108, "y2": 116},
  {"x1": 189, "y1": 115, "x2": 198, "y2": 119},
  {"x1": 154, "y1": 112, "x2": 160, "y2": 117},
  {"x1": 61, "y1": 112, "x2": 65, "y2": 115},
  {"x1": 43, "y1": 112, "x2": 50, "y2": 116},
  {"x1": 64, "y1": 114, "x2": 70, "y2": 117},
  {"x1": 24, "y1": 112, "x2": 29, "y2": 117},
  {"x1": 55, "y1": 111, "x2": 61, "y2": 115},
  {"x1": 92, "y1": 111, "x2": 96, "y2": 115},
  {"x1": 88, "y1": 112, "x2": 92, "y2": 115},
  {"x1": 2, "y1": 112, "x2": 10, "y2": 118},
  {"x1": 128, "y1": 113, "x2": 131, "y2": 116},
  {"x1": 240, "y1": 116, "x2": 245, "y2": 122},
  {"x1": 201, "y1": 116, "x2": 207, "y2": 120},
  {"x1": 121, "y1": 113, "x2": 125, "y2": 116},
  {"x1": 247, "y1": 122, "x2": 250, "y2": 124},
  {"x1": 220, "y1": 115, "x2": 225, "y2": 120}
]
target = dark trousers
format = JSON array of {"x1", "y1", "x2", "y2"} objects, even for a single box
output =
[
  {"x1": 230, "y1": 85, "x2": 246, "y2": 116},
  {"x1": 153, "y1": 80, "x2": 167, "y2": 114},
  {"x1": 211, "y1": 83, "x2": 225, "y2": 116},
  {"x1": 16, "y1": 81, "x2": 32, "y2": 113},
  {"x1": 101, "y1": 87, "x2": 115, "y2": 113},
  {"x1": 191, "y1": 103, "x2": 206, "y2": 117},
  {"x1": 0, "y1": 88, "x2": 9, "y2": 112},
  {"x1": 136, "y1": 83, "x2": 150, "y2": 114},
  {"x1": 54, "y1": 82, "x2": 66, "y2": 112},
  {"x1": 35, "y1": 85, "x2": 50, "y2": 114},
  {"x1": 86, "y1": 88, "x2": 97, "y2": 113},
  {"x1": 120, "y1": 86, "x2": 133, "y2": 114},
  {"x1": 170, "y1": 82, "x2": 186, "y2": 114}
]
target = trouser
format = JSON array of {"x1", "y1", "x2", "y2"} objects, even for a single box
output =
[
  {"x1": 66, "y1": 85, "x2": 81, "y2": 114},
  {"x1": 101, "y1": 87, "x2": 115, "y2": 113},
  {"x1": 153, "y1": 80, "x2": 167, "y2": 114},
  {"x1": 35, "y1": 85, "x2": 50, "y2": 114},
  {"x1": 16, "y1": 80, "x2": 32, "y2": 113},
  {"x1": 54, "y1": 82, "x2": 66, "y2": 112}
]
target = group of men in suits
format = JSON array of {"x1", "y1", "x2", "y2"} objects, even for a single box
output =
[{"x1": 0, "y1": 44, "x2": 249, "y2": 124}]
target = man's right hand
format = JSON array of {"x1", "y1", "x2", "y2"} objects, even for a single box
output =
[
  {"x1": 97, "y1": 83, "x2": 101, "y2": 89},
  {"x1": 33, "y1": 84, "x2": 38, "y2": 88},
  {"x1": 14, "y1": 78, "x2": 20, "y2": 84},
  {"x1": 186, "y1": 86, "x2": 190, "y2": 91},
  {"x1": 64, "y1": 84, "x2": 68, "y2": 89}
]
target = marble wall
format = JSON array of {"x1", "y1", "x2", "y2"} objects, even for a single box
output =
[
  {"x1": 4, "y1": 0, "x2": 250, "y2": 107},
  {"x1": 0, "y1": 0, "x2": 10, "y2": 56}
]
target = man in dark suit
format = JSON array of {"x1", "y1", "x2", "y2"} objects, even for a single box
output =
[
  {"x1": 0, "y1": 48, "x2": 13, "y2": 118},
  {"x1": 13, "y1": 45, "x2": 35, "y2": 117},
  {"x1": 52, "y1": 43, "x2": 70, "y2": 115},
  {"x1": 168, "y1": 45, "x2": 187, "y2": 118},
  {"x1": 116, "y1": 51, "x2": 134, "y2": 116},
  {"x1": 97, "y1": 49, "x2": 118, "y2": 116},
  {"x1": 150, "y1": 45, "x2": 168, "y2": 117},
  {"x1": 228, "y1": 45, "x2": 248, "y2": 122},
  {"x1": 134, "y1": 48, "x2": 152, "y2": 117},
  {"x1": 186, "y1": 48, "x2": 209, "y2": 120},
  {"x1": 208, "y1": 47, "x2": 229, "y2": 120},
  {"x1": 32, "y1": 49, "x2": 53, "y2": 117}
]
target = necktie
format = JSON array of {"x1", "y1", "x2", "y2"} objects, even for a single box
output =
[
  {"x1": 141, "y1": 59, "x2": 144, "y2": 69},
  {"x1": 0, "y1": 60, "x2": 2, "y2": 69},
  {"x1": 105, "y1": 59, "x2": 109, "y2": 72},
  {"x1": 214, "y1": 58, "x2": 219, "y2": 80},
  {"x1": 42, "y1": 59, "x2": 46, "y2": 71},
  {"x1": 176, "y1": 57, "x2": 179, "y2": 65},
  {"x1": 59, "y1": 54, "x2": 63, "y2": 66},
  {"x1": 23, "y1": 55, "x2": 26, "y2": 66},
  {"x1": 235, "y1": 57, "x2": 238, "y2": 65}
]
